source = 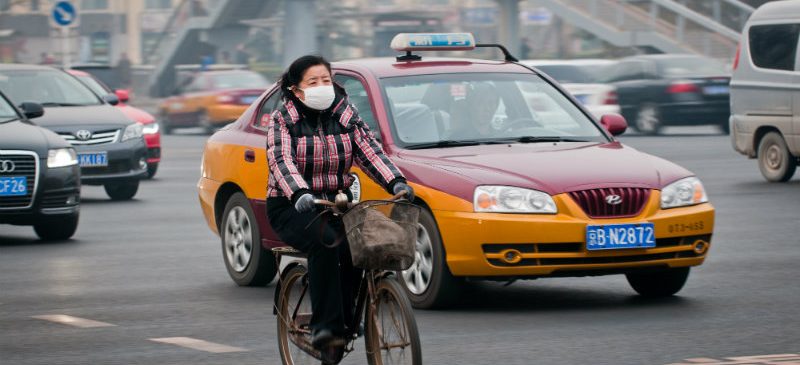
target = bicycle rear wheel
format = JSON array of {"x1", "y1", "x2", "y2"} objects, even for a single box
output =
[
  {"x1": 276, "y1": 265, "x2": 320, "y2": 365},
  {"x1": 365, "y1": 277, "x2": 422, "y2": 365}
]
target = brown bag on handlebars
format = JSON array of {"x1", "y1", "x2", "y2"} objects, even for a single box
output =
[{"x1": 342, "y1": 201, "x2": 420, "y2": 271}]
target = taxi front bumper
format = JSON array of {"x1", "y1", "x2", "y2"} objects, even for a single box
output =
[{"x1": 435, "y1": 192, "x2": 714, "y2": 278}]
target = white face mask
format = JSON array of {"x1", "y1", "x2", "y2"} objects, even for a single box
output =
[{"x1": 299, "y1": 85, "x2": 335, "y2": 111}]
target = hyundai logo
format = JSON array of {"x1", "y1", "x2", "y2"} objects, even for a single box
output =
[
  {"x1": 0, "y1": 160, "x2": 15, "y2": 173},
  {"x1": 75, "y1": 130, "x2": 92, "y2": 141},
  {"x1": 605, "y1": 194, "x2": 623, "y2": 205}
]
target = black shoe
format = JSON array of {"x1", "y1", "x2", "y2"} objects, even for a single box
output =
[{"x1": 311, "y1": 329, "x2": 345, "y2": 350}]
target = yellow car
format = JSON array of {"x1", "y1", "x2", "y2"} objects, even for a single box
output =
[
  {"x1": 159, "y1": 69, "x2": 269, "y2": 134},
  {"x1": 199, "y1": 33, "x2": 714, "y2": 309}
]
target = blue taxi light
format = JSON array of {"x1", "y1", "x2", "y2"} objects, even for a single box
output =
[{"x1": 390, "y1": 33, "x2": 476, "y2": 52}]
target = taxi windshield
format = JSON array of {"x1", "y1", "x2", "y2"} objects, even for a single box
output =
[
  {"x1": 380, "y1": 73, "x2": 608, "y2": 148},
  {"x1": 0, "y1": 69, "x2": 103, "y2": 107},
  {"x1": 211, "y1": 71, "x2": 270, "y2": 89}
]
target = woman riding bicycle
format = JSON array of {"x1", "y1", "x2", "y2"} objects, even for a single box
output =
[{"x1": 266, "y1": 55, "x2": 414, "y2": 351}]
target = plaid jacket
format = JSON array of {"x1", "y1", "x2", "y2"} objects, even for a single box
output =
[{"x1": 267, "y1": 91, "x2": 405, "y2": 202}]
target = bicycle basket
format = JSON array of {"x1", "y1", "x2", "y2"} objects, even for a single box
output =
[{"x1": 342, "y1": 200, "x2": 420, "y2": 270}]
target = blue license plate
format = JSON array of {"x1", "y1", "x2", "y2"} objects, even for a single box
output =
[
  {"x1": 78, "y1": 152, "x2": 108, "y2": 167},
  {"x1": 586, "y1": 223, "x2": 655, "y2": 250},
  {"x1": 241, "y1": 96, "x2": 258, "y2": 104},
  {"x1": 574, "y1": 94, "x2": 589, "y2": 104},
  {"x1": 0, "y1": 176, "x2": 27, "y2": 196},
  {"x1": 703, "y1": 86, "x2": 729, "y2": 95}
]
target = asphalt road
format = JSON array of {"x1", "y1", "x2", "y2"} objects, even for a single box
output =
[{"x1": 1, "y1": 127, "x2": 799, "y2": 365}]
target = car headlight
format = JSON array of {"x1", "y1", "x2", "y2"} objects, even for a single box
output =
[
  {"x1": 121, "y1": 123, "x2": 143, "y2": 142},
  {"x1": 661, "y1": 177, "x2": 708, "y2": 209},
  {"x1": 47, "y1": 148, "x2": 77, "y2": 168},
  {"x1": 474, "y1": 186, "x2": 557, "y2": 214},
  {"x1": 142, "y1": 122, "x2": 159, "y2": 135}
]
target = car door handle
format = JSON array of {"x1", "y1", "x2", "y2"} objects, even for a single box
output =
[{"x1": 244, "y1": 150, "x2": 255, "y2": 163}]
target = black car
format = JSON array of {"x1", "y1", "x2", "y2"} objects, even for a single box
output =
[
  {"x1": 0, "y1": 64, "x2": 147, "y2": 200},
  {"x1": 603, "y1": 54, "x2": 731, "y2": 135},
  {"x1": 0, "y1": 91, "x2": 80, "y2": 240}
]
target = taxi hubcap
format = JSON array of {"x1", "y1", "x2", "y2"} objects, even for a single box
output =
[
  {"x1": 765, "y1": 144, "x2": 783, "y2": 170},
  {"x1": 225, "y1": 206, "x2": 252, "y2": 273},
  {"x1": 402, "y1": 223, "x2": 434, "y2": 295}
]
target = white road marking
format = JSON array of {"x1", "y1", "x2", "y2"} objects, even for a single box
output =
[
  {"x1": 32, "y1": 314, "x2": 115, "y2": 328},
  {"x1": 667, "y1": 353, "x2": 800, "y2": 365},
  {"x1": 149, "y1": 337, "x2": 247, "y2": 353}
]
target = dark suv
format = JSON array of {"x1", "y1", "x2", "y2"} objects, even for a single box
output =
[
  {"x1": 0, "y1": 91, "x2": 80, "y2": 240},
  {"x1": 0, "y1": 64, "x2": 147, "y2": 200}
]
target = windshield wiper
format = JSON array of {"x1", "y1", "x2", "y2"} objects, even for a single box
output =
[
  {"x1": 0, "y1": 117, "x2": 19, "y2": 124},
  {"x1": 405, "y1": 140, "x2": 482, "y2": 150},
  {"x1": 39, "y1": 102, "x2": 87, "y2": 107},
  {"x1": 511, "y1": 136, "x2": 590, "y2": 143}
]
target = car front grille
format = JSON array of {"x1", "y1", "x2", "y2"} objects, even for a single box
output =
[
  {"x1": 569, "y1": 187, "x2": 651, "y2": 218},
  {"x1": 0, "y1": 151, "x2": 38, "y2": 210},
  {"x1": 59, "y1": 129, "x2": 120, "y2": 146},
  {"x1": 482, "y1": 235, "x2": 708, "y2": 268}
]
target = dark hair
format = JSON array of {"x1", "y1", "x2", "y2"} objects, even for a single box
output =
[{"x1": 279, "y1": 55, "x2": 332, "y2": 100}]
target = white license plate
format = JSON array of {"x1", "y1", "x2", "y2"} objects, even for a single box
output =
[
  {"x1": 0, "y1": 176, "x2": 27, "y2": 196},
  {"x1": 586, "y1": 223, "x2": 656, "y2": 250},
  {"x1": 78, "y1": 152, "x2": 108, "y2": 167}
]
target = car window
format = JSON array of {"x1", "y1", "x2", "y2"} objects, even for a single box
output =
[
  {"x1": 254, "y1": 90, "x2": 282, "y2": 130},
  {"x1": 604, "y1": 61, "x2": 647, "y2": 82},
  {"x1": 749, "y1": 24, "x2": 800, "y2": 71},
  {"x1": 533, "y1": 65, "x2": 594, "y2": 84},
  {"x1": 656, "y1": 57, "x2": 726, "y2": 77},
  {"x1": 76, "y1": 74, "x2": 111, "y2": 96},
  {"x1": 184, "y1": 75, "x2": 207, "y2": 92},
  {"x1": 334, "y1": 74, "x2": 379, "y2": 132},
  {"x1": 381, "y1": 73, "x2": 606, "y2": 147},
  {"x1": 0, "y1": 69, "x2": 103, "y2": 106},
  {"x1": 211, "y1": 72, "x2": 270, "y2": 89}
]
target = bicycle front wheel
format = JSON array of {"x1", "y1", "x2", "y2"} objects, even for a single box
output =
[
  {"x1": 365, "y1": 276, "x2": 422, "y2": 365},
  {"x1": 276, "y1": 264, "x2": 320, "y2": 365}
]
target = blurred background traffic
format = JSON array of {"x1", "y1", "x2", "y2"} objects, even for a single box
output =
[{"x1": 0, "y1": 0, "x2": 770, "y2": 136}]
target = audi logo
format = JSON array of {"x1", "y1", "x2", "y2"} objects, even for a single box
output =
[
  {"x1": 0, "y1": 160, "x2": 15, "y2": 173},
  {"x1": 75, "y1": 130, "x2": 92, "y2": 141},
  {"x1": 605, "y1": 194, "x2": 623, "y2": 205}
]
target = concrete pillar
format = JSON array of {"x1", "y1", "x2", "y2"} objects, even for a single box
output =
[
  {"x1": 283, "y1": 0, "x2": 318, "y2": 67},
  {"x1": 495, "y1": 0, "x2": 520, "y2": 57}
]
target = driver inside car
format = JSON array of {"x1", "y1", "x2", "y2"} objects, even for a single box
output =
[{"x1": 445, "y1": 82, "x2": 501, "y2": 140}]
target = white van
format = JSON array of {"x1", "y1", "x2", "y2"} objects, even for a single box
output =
[{"x1": 730, "y1": 0, "x2": 800, "y2": 182}]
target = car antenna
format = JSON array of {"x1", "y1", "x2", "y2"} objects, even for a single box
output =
[
  {"x1": 396, "y1": 51, "x2": 422, "y2": 62},
  {"x1": 475, "y1": 44, "x2": 519, "y2": 62}
]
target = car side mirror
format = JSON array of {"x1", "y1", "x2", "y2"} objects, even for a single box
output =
[
  {"x1": 115, "y1": 89, "x2": 130, "y2": 103},
  {"x1": 600, "y1": 113, "x2": 627, "y2": 136},
  {"x1": 103, "y1": 94, "x2": 120, "y2": 106},
  {"x1": 19, "y1": 102, "x2": 44, "y2": 119}
]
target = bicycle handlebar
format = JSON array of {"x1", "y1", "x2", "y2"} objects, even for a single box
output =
[{"x1": 313, "y1": 190, "x2": 407, "y2": 207}]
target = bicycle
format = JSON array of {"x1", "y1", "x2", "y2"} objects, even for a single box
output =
[{"x1": 273, "y1": 192, "x2": 423, "y2": 365}]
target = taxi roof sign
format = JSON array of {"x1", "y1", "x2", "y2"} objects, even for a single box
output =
[{"x1": 390, "y1": 33, "x2": 476, "y2": 52}]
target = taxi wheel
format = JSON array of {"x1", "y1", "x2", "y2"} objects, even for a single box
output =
[
  {"x1": 758, "y1": 132, "x2": 797, "y2": 182},
  {"x1": 104, "y1": 181, "x2": 139, "y2": 200},
  {"x1": 634, "y1": 104, "x2": 662, "y2": 135},
  {"x1": 626, "y1": 267, "x2": 690, "y2": 297},
  {"x1": 221, "y1": 192, "x2": 276, "y2": 286},
  {"x1": 34, "y1": 213, "x2": 79, "y2": 241},
  {"x1": 399, "y1": 208, "x2": 462, "y2": 309},
  {"x1": 159, "y1": 112, "x2": 173, "y2": 135},
  {"x1": 197, "y1": 110, "x2": 215, "y2": 134}
]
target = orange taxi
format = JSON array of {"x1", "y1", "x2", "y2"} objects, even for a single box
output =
[
  {"x1": 158, "y1": 69, "x2": 269, "y2": 134},
  {"x1": 198, "y1": 33, "x2": 715, "y2": 309}
]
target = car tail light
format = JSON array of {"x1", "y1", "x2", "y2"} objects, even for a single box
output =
[
  {"x1": 602, "y1": 90, "x2": 618, "y2": 105},
  {"x1": 667, "y1": 81, "x2": 700, "y2": 94},
  {"x1": 216, "y1": 94, "x2": 236, "y2": 104},
  {"x1": 732, "y1": 43, "x2": 740, "y2": 71}
]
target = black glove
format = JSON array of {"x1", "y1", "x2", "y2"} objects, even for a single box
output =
[
  {"x1": 392, "y1": 182, "x2": 415, "y2": 202},
  {"x1": 294, "y1": 193, "x2": 315, "y2": 213}
]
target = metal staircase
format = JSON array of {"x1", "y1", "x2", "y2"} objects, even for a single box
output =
[
  {"x1": 534, "y1": 0, "x2": 754, "y2": 60},
  {"x1": 145, "y1": 0, "x2": 275, "y2": 97}
]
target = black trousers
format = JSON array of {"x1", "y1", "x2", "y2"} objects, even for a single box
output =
[{"x1": 267, "y1": 197, "x2": 360, "y2": 335}]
